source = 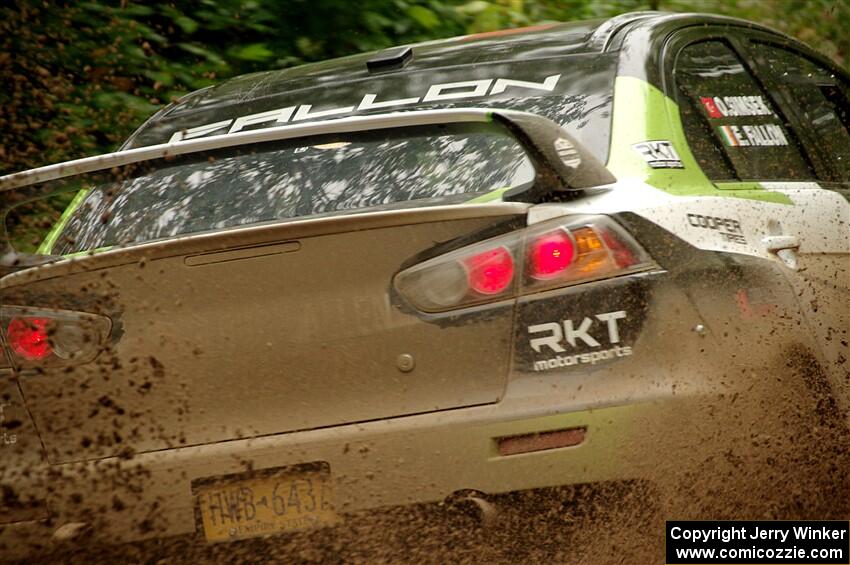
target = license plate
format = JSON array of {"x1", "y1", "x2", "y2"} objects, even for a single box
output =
[{"x1": 193, "y1": 463, "x2": 336, "y2": 543}]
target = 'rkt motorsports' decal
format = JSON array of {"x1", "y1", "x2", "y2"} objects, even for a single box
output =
[
  {"x1": 169, "y1": 73, "x2": 562, "y2": 143},
  {"x1": 632, "y1": 141, "x2": 684, "y2": 169},
  {"x1": 700, "y1": 95, "x2": 773, "y2": 118},
  {"x1": 687, "y1": 213, "x2": 747, "y2": 245},
  {"x1": 717, "y1": 124, "x2": 788, "y2": 147},
  {"x1": 528, "y1": 310, "x2": 633, "y2": 372}
]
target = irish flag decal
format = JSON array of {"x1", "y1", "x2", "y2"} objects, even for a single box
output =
[{"x1": 718, "y1": 125, "x2": 741, "y2": 147}]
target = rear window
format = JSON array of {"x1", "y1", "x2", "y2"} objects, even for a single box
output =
[{"x1": 43, "y1": 123, "x2": 534, "y2": 255}]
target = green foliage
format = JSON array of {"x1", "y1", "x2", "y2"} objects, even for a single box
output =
[
  {"x1": 663, "y1": 0, "x2": 850, "y2": 67},
  {"x1": 3, "y1": 0, "x2": 848, "y2": 177}
]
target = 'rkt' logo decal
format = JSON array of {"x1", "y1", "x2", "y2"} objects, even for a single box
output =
[
  {"x1": 632, "y1": 141, "x2": 683, "y2": 169},
  {"x1": 527, "y1": 310, "x2": 633, "y2": 371},
  {"x1": 529, "y1": 310, "x2": 626, "y2": 352},
  {"x1": 169, "y1": 73, "x2": 562, "y2": 143}
]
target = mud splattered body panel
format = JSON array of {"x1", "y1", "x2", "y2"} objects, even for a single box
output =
[{"x1": 0, "y1": 11, "x2": 848, "y2": 556}]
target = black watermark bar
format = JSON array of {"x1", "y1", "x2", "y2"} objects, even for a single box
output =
[{"x1": 666, "y1": 521, "x2": 849, "y2": 564}]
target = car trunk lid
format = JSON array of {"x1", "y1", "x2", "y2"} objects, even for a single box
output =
[{"x1": 2, "y1": 203, "x2": 528, "y2": 463}]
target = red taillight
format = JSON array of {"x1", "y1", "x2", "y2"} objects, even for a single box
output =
[
  {"x1": 464, "y1": 246, "x2": 514, "y2": 295},
  {"x1": 600, "y1": 227, "x2": 637, "y2": 268},
  {"x1": 529, "y1": 229, "x2": 575, "y2": 279},
  {"x1": 7, "y1": 318, "x2": 53, "y2": 361},
  {"x1": 392, "y1": 244, "x2": 517, "y2": 311},
  {"x1": 1, "y1": 307, "x2": 111, "y2": 367},
  {"x1": 394, "y1": 215, "x2": 654, "y2": 313}
]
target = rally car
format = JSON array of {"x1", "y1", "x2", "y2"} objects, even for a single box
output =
[{"x1": 0, "y1": 10, "x2": 848, "y2": 556}]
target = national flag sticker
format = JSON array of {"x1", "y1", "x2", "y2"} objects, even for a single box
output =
[
  {"x1": 718, "y1": 125, "x2": 742, "y2": 146},
  {"x1": 700, "y1": 96, "x2": 723, "y2": 118},
  {"x1": 699, "y1": 95, "x2": 774, "y2": 118},
  {"x1": 716, "y1": 124, "x2": 789, "y2": 147}
]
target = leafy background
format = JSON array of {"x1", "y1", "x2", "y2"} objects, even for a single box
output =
[{"x1": 2, "y1": 0, "x2": 849, "y2": 250}]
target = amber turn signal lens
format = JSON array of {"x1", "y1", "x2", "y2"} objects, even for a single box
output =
[{"x1": 572, "y1": 227, "x2": 611, "y2": 275}]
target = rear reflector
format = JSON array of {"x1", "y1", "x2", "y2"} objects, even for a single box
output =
[
  {"x1": 394, "y1": 214, "x2": 654, "y2": 312},
  {"x1": 496, "y1": 427, "x2": 586, "y2": 457}
]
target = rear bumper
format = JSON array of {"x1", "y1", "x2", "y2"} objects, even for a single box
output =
[
  {"x1": 2, "y1": 249, "x2": 838, "y2": 554},
  {"x1": 0, "y1": 352, "x2": 828, "y2": 556},
  {"x1": 0, "y1": 397, "x2": 698, "y2": 555}
]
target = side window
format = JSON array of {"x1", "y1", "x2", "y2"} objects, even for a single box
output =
[
  {"x1": 756, "y1": 43, "x2": 850, "y2": 181},
  {"x1": 674, "y1": 40, "x2": 814, "y2": 182}
]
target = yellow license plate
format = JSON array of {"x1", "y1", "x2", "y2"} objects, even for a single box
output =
[{"x1": 194, "y1": 463, "x2": 336, "y2": 543}]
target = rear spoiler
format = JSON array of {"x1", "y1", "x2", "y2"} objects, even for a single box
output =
[{"x1": 0, "y1": 108, "x2": 615, "y2": 274}]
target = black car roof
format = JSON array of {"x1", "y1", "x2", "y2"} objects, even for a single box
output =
[
  {"x1": 127, "y1": 11, "x2": 794, "y2": 146},
  {"x1": 155, "y1": 12, "x2": 661, "y2": 120}
]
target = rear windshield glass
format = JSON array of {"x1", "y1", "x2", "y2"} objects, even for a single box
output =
[{"x1": 42, "y1": 123, "x2": 534, "y2": 254}]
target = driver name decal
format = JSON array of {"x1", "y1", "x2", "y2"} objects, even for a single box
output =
[
  {"x1": 700, "y1": 95, "x2": 773, "y2": 118},
  {"x1": 169, "y1": 73, "x2": 562, "y2": 143},
  {"x1": 717, "y1": 124, "x2": 789, "y2": 147},
  {"x1": 528, "y1": 310, "x2": 634, "y2": 371}
]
